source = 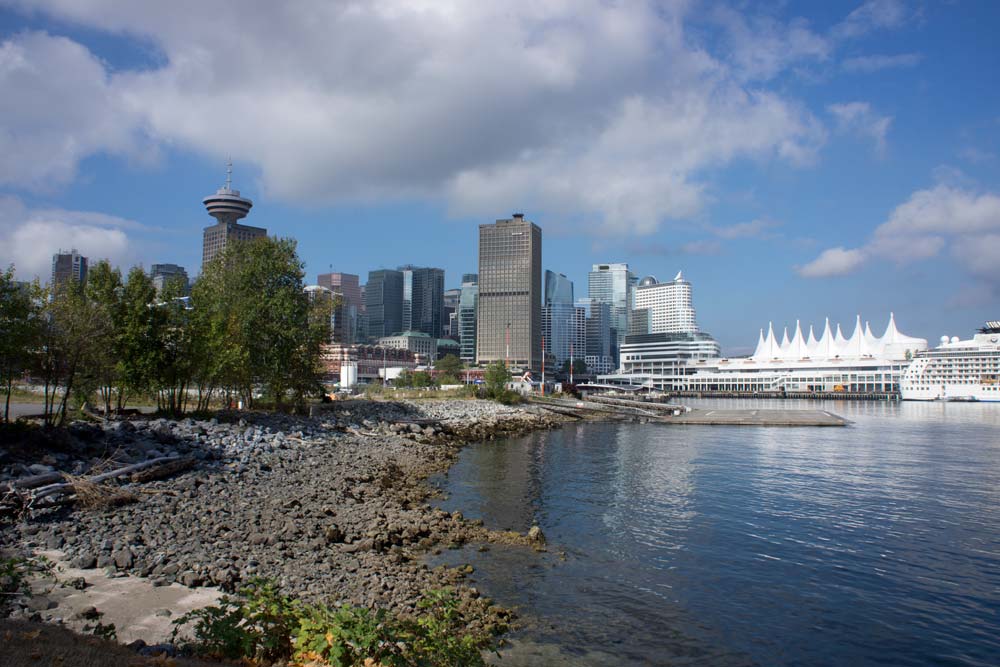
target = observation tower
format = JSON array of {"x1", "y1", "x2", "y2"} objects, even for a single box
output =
[
  {"x1": 203, "y1": 161, "x2": 253, "y2": 224},
  {"x1": 201, "y1": 162, "x2": 266, "y2": 270}
]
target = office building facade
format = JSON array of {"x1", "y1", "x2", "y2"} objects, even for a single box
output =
[
  {"x1": 365, "y1": 269, "x2": 404, "y2": 340},
  {"x1": 477, "y1": 214, "x2": 542, "y2": 370},
  {"x1": 400, "y1": 266, "x2": 445, "y2": 338},
  {"x1": 458, "y1": 275, "x2": 479, "y2": 363},
  {"x1": 542, "y1": 270, "x2": 577, "y2": 366},
  {"x1": 51, "y1": 249, "x2": 88, "y2": 291},
  {"x1": 150, "y1": 263, "x2": 189, "y2": 295},
  {"x1": 588, "y1": 263, "x2": 637, "y2": 365},
  {"x1": 632, "y1": 272, "x2": 698, "y2": 334}
]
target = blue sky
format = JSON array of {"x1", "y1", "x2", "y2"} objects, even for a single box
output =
[{"x1": 1, "y1": 0, "x2": 998, "y2": 354}]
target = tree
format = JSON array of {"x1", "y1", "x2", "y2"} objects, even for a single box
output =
[
  {"x1": 560, "y1": 358, "x2": 588, "y2": 376},
  {"x1": 37, "y1": 282, "x2": 107, "y2": 426},
  {"x1": 434, "y1": 354, "x2": 463, "y2": 384},
  {"x1": 0, "y1": 267, "x2": 37, "y2": 423},
  {"x1": 80, "y1": 260, "x2": 124, "y2": 415},
  {"x1": 483, "y1": 360, "x2": 510, "y2": 399},
  {"x1": 192, "y1": 237, "x2": 328, "y2": 409}
]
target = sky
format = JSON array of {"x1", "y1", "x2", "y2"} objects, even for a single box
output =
[{"x1": 1, "y1": 0, "x2": 998, "y2": 355}]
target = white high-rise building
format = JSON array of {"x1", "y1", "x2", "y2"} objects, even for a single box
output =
[{"x1": 631, "y1": 271, "x2": 697, "y2": 334}]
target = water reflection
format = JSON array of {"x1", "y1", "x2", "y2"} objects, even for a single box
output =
[{"x1": 435, "y1": 402, "x2": 1000, "y2": 666}]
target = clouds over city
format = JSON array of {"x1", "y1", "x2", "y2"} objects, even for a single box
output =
[
  {"x1": 798, "y1": 184, "x2": 1000, "y2": 285},
  {"x1": 0, "y1": 0, "x2": 918, "y2": 240},
  {"x1": 0, "y1": 195, "x2": 139, "y2": 279}
]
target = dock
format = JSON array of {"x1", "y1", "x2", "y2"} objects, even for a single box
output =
[
  {"x1": 529, "y1": 397, "x2": 848, "y2": 427},
  {"x1": 668, "y1": 407, "x2": 848, "y2": 427}
]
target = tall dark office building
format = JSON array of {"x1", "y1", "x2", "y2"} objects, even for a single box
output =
[
  {"x1": 365, "y1": 269, "x2": 404, "y2": 340},
  {"x1": 477, "y1": 213, "x2": 542, "y2": 370},
  {"x1": 201, "y1": 163, "x2": 266, "y2": 270},
  {"x1": 51, "y1": 249, "x2": 88, "y2": 291},
  {"x1": 399, "y1": 266, "x2": 445, "y2": 338}
]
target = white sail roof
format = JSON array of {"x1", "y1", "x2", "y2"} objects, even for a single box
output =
[{"x1": 749, "y1": 313, "x2": 928, "y2": 362}]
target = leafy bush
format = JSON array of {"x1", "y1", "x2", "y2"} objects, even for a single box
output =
[
  {"x1": 172, "y1": 580, "x2": 501, "y2": 667},
  {"x1": 0, "y1": 555, "x2": 52, "y2": 617}
]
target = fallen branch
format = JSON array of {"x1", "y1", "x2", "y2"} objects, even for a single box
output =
[{"x1": 29, "y1": 455, "x2": 189, "y2": 503}]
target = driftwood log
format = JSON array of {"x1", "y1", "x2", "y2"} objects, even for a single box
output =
[{"x1": 1, "y1": 456, "x2": 194, "y2": 514}]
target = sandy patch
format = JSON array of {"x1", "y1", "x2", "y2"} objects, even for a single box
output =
[{"x1": 29, "y1": 549, "x2": 224, "y2": 644}]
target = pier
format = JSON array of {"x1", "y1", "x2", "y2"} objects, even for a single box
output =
[{"x1": 530, "y1": 397, "x2": 848, "y2": 427}]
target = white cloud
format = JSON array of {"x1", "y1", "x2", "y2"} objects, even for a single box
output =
[
  {"x1": 842, "y1": 52, "x2": 922, "y2": 72},
  {"x1": 710, "y1": 7, "x2": 830, "y2": 82},
  {"x1": 0, "y1": 195, "x2": 138, "y2": 281},
  {"x1": 797, "y1": 246, "x2": 867, "y2": 277},
  {"x1": 828, "y1": 101, "x2": 893, "y2": 154},
  {"x1": 832, "y1": 0, "x2": 909, "y2": 40},
  {"x1": 0, "y1": 31, "x2": 153, "y2": 191},
  {"x1": 799, "y1": 184, "x2": 1000, "y2": 283},
  {"x1": 0, "y1": 1, "x2": 834, "y2": 238}
]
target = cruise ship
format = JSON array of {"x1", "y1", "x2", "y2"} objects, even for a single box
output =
[{"x1": 900, "y1": 321, "x2": 1000, "y2": 402}]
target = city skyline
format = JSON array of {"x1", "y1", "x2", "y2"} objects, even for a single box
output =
[{"x1": 1, "y1": 2, "x2": 999, "y2": 354}]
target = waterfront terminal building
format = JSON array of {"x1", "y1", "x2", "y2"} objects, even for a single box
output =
[{"x1": 598, "y1": 271, "x2": 928, "y2": 394}]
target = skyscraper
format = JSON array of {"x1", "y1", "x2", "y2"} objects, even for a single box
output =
[
  {"x1": 477, "y1": 213, "x2": 542, "y2": 370},
  {"x1": 51, "y1": 249, "x2": 87, "y2": 291},
  {"x1": 585, "y1": 300, "x2": 615, "y2": 374},
  {"x1": 399, "y1": 266, "x2": 445, "y2": 337},
  {"x1": 542, "y1": 270, "x2": 576, "y2": 366},
  {"x1": 201, "y1": 163, "x2": 266, "y2": 270},
  {"x1": 632, "y1": 271, "x2": 698, "y2": 334},
  {"x1": 443, "y1": 287, "x2": 461, "y2": 337},
  {"x1": 318, "y1": 272, "x2": 363, "y2": 344},
  {"x1": 150, "y1": 263, "x2": 189, "y2": 295},
  {"x1": 588, "y1": 263, "x2": 637, "y2": 364},
  {"x1": 365, "y1": 269, "x2": 404, "y2": 340},
  {"x1": 458, "y1": 275, "x2": 478, "y2": 363}
]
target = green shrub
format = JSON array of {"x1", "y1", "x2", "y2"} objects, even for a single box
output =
[
  {"x1": 0, "y1": 555, "x2": 52, "y2": 617},
  {"x1": 172, "y1": 580, "x2": 500, "y2": 667}
]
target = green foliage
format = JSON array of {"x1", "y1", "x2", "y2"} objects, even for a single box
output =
[
  {"x1": 395, "y1": 370, "x2": 436, "y2": 389},
  {"x1": 402, "y1": 588, "x2": 495, "y2": 667},
  {"x1": 192, "y1": 237, "x2": 328, "y2": 409},
  {"x1": 295, "y1": 603, "x2": 401, "y2": 667},
  {"x1": 433, "y1": 354, "x2": 463, "y2": 384},
  {"x1": 560, "y1": 358, "x2": 588, "y2": 376},
  {"x1": 85, "y1": 620, "x2": 118, "y2": 642},
  {"x1": 0, "y1": 267, "x2": 37, "y2": 423},
  {"x1": 172, "y1": 578, "x2": 299, "y2": 662},
  {"x1": 172, "y1": 580, "x2": 500, "y2": 667},
  {"x1": 0, "y1": 556, "x2": 52, "y2": 618},
  {"x1": 483, "y1": 360, "x2": 510, "y2": 400}
]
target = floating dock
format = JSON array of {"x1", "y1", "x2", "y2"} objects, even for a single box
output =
[{"x1": 530, "y1": 397, "x2": 848, "y2": 427}]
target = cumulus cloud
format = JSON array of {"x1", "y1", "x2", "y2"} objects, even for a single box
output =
[
  {"x1": 842, "y1": 52, "x2": 922, "y2": 72},
  {"x1": 0, "y1": 0, "x2": 840, "y2": 238},
  {"x1": 797, "y1": 246, "x2": 867, "y2": 277},
  {"x1": 0, "y1": 195, "x2": 139, "y2": 281},
  {"x1": 798, "y1": 184, "x2": 1000, "y2": 283},
  {"x1": 828, "y1": 101, "x2": 893, "y2": 154},
  {"x1": 0, "y1": 31, "x2": 152, "y2": 191}
]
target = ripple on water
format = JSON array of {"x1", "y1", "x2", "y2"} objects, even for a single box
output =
[{"x1": 434, "y1": 400, "x2": 1000, "y2": 667}]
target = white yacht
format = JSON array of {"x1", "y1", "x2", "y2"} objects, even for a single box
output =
[{"x1": 900, "y1": 322, "x2": 1000, "y2": 402}]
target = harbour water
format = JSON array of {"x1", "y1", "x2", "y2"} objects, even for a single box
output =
[{"x1": 433, "y1": 399, "x2": 1000, "y2": 666}]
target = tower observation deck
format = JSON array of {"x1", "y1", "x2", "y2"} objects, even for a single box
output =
[
  {"x1": 201, "y1": 162, "x2": 266, "y2": 270},
  {"x1": 203, "y1": 162, "x2": 253, "y2": 224}
]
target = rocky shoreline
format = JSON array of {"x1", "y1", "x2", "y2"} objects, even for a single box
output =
[{"x1": 0, "y1": 399, "x2": 567, "y2": 638}]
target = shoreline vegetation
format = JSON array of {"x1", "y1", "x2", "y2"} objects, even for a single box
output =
[{"x1": 1, "y1": 398, "x2": 569, "y2": 665}]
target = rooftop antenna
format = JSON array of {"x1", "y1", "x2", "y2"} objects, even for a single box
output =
[{"x1": 225, "y1": 158, "x2": 233, "y2": 191}]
